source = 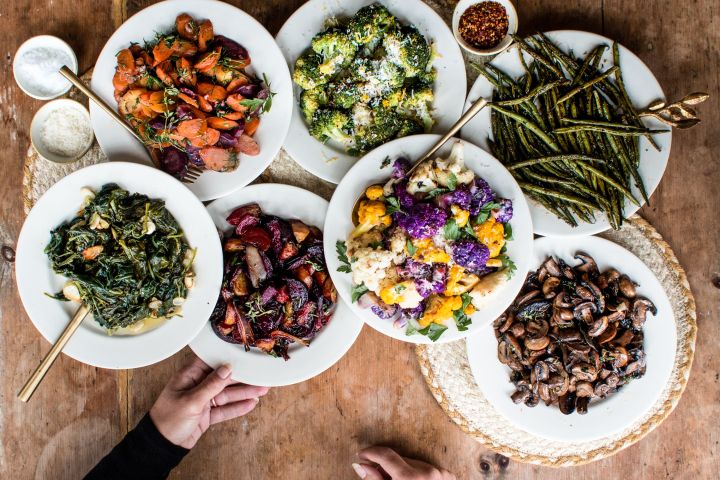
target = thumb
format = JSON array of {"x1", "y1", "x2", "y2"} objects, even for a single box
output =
[{"x1": 190, "y1": 363, "x2": 233, "y2": 404}]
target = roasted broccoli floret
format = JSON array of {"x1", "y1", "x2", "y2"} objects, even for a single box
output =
[
  {"x1": 352, "y1": 110, "x2": 400, "y2": 155},
  {"x1": 332, "y1": 81, "x2": 363, "y2": 109},
  {"x1": 396, "y1": 117, "x2": 424, "y2": 138},
  {"x1": 399, "y1": 85, "x2": 434, "y2": 132},
  {"x1": 351, "y1": 58, "x2": 405, "y2": 97},
  {"x1": 293, "y1": 51, "x2": 329, "y2": 90},
  {"x1": 309, "y1": 109, "x2": 353, "y2": 144},
  {"x1": 299, "y1": 87, "x2": 329, "y2": 123},
  {"x1": 347, "y1": 3, "x2": 397, "y2": 46},
  {"x1": 311, "y1": 27, "x2": 358, "y2": 74},
  {"x1": 380, "y1": 88, "x2": 405, "y2": 109},
  {"x1": 383, "y1": 25, "x2": 432, "y2": 77}
]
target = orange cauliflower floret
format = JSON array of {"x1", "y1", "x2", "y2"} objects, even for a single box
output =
[
  {"x1": 419, "y1": 294, "x2": 474, "y2": 327},
  {"x1": 379, "y1": 280, "x2": 424, "y2": 309},
  {"x1": 473, "y1": 217, "x2": 505, "y2": 258},
  {"x1": 352, "y1": 200, "x2": 392, "y2": 237}
]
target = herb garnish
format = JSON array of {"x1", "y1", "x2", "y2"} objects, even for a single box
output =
[
  {"x1": 351, "y1": 283, "x2": 369, "y2": 303},
  {"x1": 452, "y1": 293, "x2": 473, "y2": 331},
  {"x1": 336, "y1": 240, "x2": 352, "y2": 273}
]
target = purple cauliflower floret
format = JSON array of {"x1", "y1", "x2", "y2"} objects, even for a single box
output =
[
  {"x1": 371, "y1": 301, "x2": 399, "y2": 320},
  {"x1": 469, "y1": 177, "x2": 495, "y2": 215},
  {"x1": 435, "y1": 185, "x2": 472, "y2": 211},
  {"x1": 493, "y1": 198, "x2": 514, "y2": 223},
  {"x1": 395, "y1": 204, "x2": 448, "y2": 239},
  {"x1": 392, "y1": 157, "x2": 410, "y2": 178},
  {"x1": 397, "y1": 259, "x2": 432, "y2": 280},
  {"x1": 452, "y1": 240, "x2": 490, "y2": 274},
  {"x1": 394, "y1": 180, "x2": 416, "y2": 209},
  {"x1": 401, "y1": 303, "x2": 426, "y2": 322},
  {"x1": 416, "y1": 263, "x2": 448, "y2": 298}
]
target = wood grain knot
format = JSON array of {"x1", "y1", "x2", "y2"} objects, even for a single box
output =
[
  {"x1": 1, "y1": 245, "x2": 15, "y2": 262},
  {"x1": 712, "y1": 274, "x2": 720, "y2": 289}
]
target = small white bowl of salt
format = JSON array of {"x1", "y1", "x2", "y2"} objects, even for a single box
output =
[
  {"x1": 30, "y1": 99, "x2": 94, "y2": 163},
  {"x1": 13, "y1": 35, "x2": 78, "y2": 100}
]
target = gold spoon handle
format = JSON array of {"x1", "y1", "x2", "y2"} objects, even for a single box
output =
[
  {"x1": 59, "y1": 66, "x2": 143, "y2": 143},
  {"x1": 411, "y1": 96, "x2": 489, "y2": 173},
  {"x1": 18, "y1": 305, "x2": 90, "y2": 402}
]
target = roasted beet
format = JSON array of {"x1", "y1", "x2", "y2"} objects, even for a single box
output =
[
  {"x1": 185, "y1": 145, "x2": 204, "y2": 166},
  {"x1": 235, "y1": 83, "x2": 260, "y2": 98},
  {"x1": 213, "y1": 35, "x2": 249, "y2": 60},
  {"x1": 159, "y1": 147, "x2": 189, "y2": 179},
  {"x1": 226, "y1": 203, "x2": 261, "y2": 226},
  {"x1": 238, "y1": 225, "x2": 272, "y2": 251},
  {"x1": 212, "y1": 205, "x2": 333, "y2": 359}
]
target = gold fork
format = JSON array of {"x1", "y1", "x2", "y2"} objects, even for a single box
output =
[{"x1": 59, "y1": 66, "x2": 202, "y2": 183}]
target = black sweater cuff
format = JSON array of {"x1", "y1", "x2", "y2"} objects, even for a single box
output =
[{"x1": 84, "y1": 413, "x2": 189, "y2": 480}]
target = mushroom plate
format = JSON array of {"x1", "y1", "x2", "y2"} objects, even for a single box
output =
[{"x1": 466, "y1": 235, "x2": 676, "y2": 442}]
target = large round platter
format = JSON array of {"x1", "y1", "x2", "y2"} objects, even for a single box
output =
[
  {"x1": 416, "y1": 216, "x2": 696, "y2": 466},
  {"x1": 275, "y1": 0, "x2": 467, "y2": 184},
  {"x1": 90, "y1": 0, "x2": 293, "y2": 201},
  {"x1": 467, "y1": 235, "x2": 676, "y2": 442},
  {"x1": 15, "y1": 162, "x2": 223, "y2": 369},
  {"x1": 324, "y1": 134, "x2": 533, "y2": 344},
  {"x1": 190, "y1": 183, "x2": 364, "y2": 387},
  {"x1": 460, "y1": 30, "x2": 671, "y2": 237}
]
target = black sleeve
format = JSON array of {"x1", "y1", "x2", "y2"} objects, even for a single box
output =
[{"x1": 84, "y1": 413, "x2": 189, "y2": 480}]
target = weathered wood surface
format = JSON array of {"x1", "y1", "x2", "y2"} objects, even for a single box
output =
[{"x1": 0, "y1": 0, "x2": 718, "y2": 478}]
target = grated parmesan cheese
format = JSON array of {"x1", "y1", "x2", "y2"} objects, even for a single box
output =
[{"x1": 40, "y1": 106, "x2": 93, "y2": 159}]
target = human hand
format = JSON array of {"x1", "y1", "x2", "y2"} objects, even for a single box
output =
[
  {"x1": 149, "y1": 357, "x2": 270, "y2": 449},
  {"x1": 352, "y1": 446, "x2": 456, "y2": 480}
]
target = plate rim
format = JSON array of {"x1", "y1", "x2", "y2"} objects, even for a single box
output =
[
  {"x1": 15, "y1": 161, "x2": 223, "y2": 369},
  {"x1": 189, "y1": 182, "x2": 364, "y2": 387},
  {"x1": 89, "y1": 0, "x2": 293, "y2": 201},
  {"x1": 275, "y1": 0, "x2": 467, "y2": 184},
  {"x1": 324, "y1": 133, "x2": 534, "y2": 344}
]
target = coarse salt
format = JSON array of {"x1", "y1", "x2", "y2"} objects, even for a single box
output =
[
  {"x1": 40, "y1": 106, "x2": 93, "y2": 159},
  {"x1": 15, "y1": 46, "x2": 72, "y2": 97}
]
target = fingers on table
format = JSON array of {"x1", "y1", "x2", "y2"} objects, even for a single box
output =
[
  {"x1": 358, "y1": 446, "x2": 412, "y2": 478},
  {"x1": 174, "y1": 356, "x2": 213, "y2": 388},
  {"x1": 190, "y1": 364, "x2": 234, "y2": 403},
  {"x1": 213, "y1": 384, "x2": 270, "y2": 407},
  {"x1": 209, "y1": 398, "x2": 260, "y2": 425},
  {"x1": 352, "y1": 463, "x2": 386, "y2": 480}
]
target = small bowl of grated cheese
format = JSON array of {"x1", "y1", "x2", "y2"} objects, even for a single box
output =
[{"x1": 30, "y1": 99, "x2": 94, "y2": 163}]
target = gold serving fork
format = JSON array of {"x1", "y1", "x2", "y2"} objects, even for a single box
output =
[{"x1": 59, "y1": 66, "x2": 202, "y2": 183}]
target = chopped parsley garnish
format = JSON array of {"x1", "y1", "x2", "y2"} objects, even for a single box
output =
[
  {"x1": 351, "y1": 283, "x2": 369, "y2": 303},
  {"x1": 475, "y1": 201, "x2": 501, "y2": 224},
  {"x1": 385, "y1": 196, "x2": 402, "y2": 215},
  {"x1": 452, "y1": 293, "x2": 473, "y2": 331},
  {"x1": 336, "y1": 240, "x2": 352, "y2": 273},
  {"x1": 406, "y1": 239, "x2": 417, "y2": 256},
  {"x1": 443, "y1": 218, "x2": 461, "y2": 241},
  {"x1": 447, "y1": 172, "x2": 458, "y2": 191}
]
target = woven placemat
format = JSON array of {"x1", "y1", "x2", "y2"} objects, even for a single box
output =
[{"x1": 416, "y1": 214, "x2": 697, "y2": 466}]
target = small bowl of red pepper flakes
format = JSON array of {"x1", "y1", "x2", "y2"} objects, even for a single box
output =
[{"x1": 452, "y1": 0, "x2": 518, "y2": 56}]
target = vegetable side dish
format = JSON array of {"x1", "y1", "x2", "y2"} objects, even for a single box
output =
[
  {"x1": 113, "y1": 13, "x2": 274, "y2": 178},
  {"x1": 473, "y1": 34, "x2": 667, "y2": 229},
  {"x1": 494, "y1": 253, "x2": 654, "y2": 415},
  {"x1": 293, "y1": 2, "x2": 436, "y2": 155},
  {"x1": 46, "y1": 184, "x2": 195, "y2": 332},
  {"x1": 210, "y1": 204, "x2": 337, "y2": 360},
  {"x1": 339, "y1": 143, "x2": 515, "y2": 341}
]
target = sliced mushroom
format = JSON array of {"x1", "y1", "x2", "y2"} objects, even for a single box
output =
[
  {"x1": 553, "y1": 291, "x2": 573, "y2": 309},
  {"x1": 525, "y1": 335, "x2": 551, "y2": 351},
  {"x1": 611, "y1": 329, "x2": 634, "y2": 347},
  {"x1": 526, "y1": 318, "x2": 549, "y2": 337},
  {"x1": 542, "y1": 256, "x2": 561, "y2": 277},
  {"x1": 571, "y1": 363, "x2": 598, "y2": 382},
  {"x1": 594, "y1": 382, "x2": 612, "y2": 398},
  {"x1": 612, "y1": 347, "x2": 629, "y2": 368},
  {"x1": 574, "y1": 252, "x2": 598, "y2": 277},
  {"x1": 631, "y1": 297, "x2": 657, "y2": 329},
  {"x1": 597, "y1": 322, "x2": 618, "y2": 344},
  {"x1": 576, "y1": 396, "x2": 589, "y2": 414},
  {"x1": 618, "y1": 275, "x2": 637, "y2": 298},
  {"x1": 534, "y1": 361, "x2": 550, "y2": 382},
  {"x1": 511, "y1": 388, "x2": 531, "y2": 404},
  {"x1": 557, "y1": 392, "x2": 576, "y2": 415},
  {"x1": 588, "y1": 316, "x2": 608, "y2": 337},
  {"x1": 515, "y1": 289, "x2": 541, "y2": 308},
  {"x1": 542, "y1": 276, "x2": 561, "y2": 298},
  {"x1": 575, "y1": 381, "x2": 594, "y2": 397},
  {"x1": 509, "y1": 322, "x2": 526, "y2": 339},
  {"x1": 605, "y1": 372, "x2": 620, "y2": 388},
  {"x1": 497, "y1": 312, "x2": 515, "y2": 333}
]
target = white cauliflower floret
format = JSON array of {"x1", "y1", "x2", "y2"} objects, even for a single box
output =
[
  {"x1": 383, "y1": 177, "x2": 400, "y2": 197},
  {"x1": 352, "y1": 103, "x2": 373, "y2": 128},
  {"x1": 407, "y1": 159, "x2": 438, "y2": 194},
  {"x1": 387, "y1": 228, "x2": 408, "y2": 263},
  {"x1": 347, "y1": 229, "x2": 383, "y2": 256},
  {"x1": 351, "y1": 248, "x2": 397, "y2": 293},
  {"x1": 434, "y1": 142, "x2": 474, "y2": 187}
]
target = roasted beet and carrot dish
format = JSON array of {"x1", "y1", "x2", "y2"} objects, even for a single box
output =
[
  {"x1": 112, "y1": 13, "x2": 274, "y2": 178},
  {"x1": 210, "y1": 203, "x2": 337, "y2": 360}
]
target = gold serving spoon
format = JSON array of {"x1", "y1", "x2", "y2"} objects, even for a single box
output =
[
  {"x1": 59, "y1": 66, "x2": 202, "y2": 183},
  {"x1": 18, "y1": 305, "x2": 89, "y2": 402},
  {"x1": 639, "y1": 92, "x2": 709, "y2": 128},
  {"x1": 352, "y1": 96, "x2": 488, "y2": 225}
]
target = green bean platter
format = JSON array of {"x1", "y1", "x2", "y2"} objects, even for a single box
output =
[{"x1": 461, "y1": 30, "x2": 673, "y2": 236}]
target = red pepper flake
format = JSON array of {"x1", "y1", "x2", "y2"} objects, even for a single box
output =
[{"x1": 459, "y1": 1, "x2": 509, "y2": 49}]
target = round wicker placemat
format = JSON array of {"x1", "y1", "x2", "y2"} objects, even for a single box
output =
[{"x1": 416, "y1": 215, "x2": 697, "y2": 466}]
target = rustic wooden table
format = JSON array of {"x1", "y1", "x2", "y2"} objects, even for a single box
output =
[{"x1": 1, "y1": 1, "x2": 718, "y2": 478}]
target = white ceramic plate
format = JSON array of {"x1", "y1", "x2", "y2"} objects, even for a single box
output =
[
  {"x1": 276, "y1": 0, "x2": 467, "y2": 184},
  {"x1": 15, "y1": 162, "x2": 223, "y2": 369},
  {"x1": 90, "y1": 0, "x2": 293, "y2": 201},
  {"x1": 325, "y1": 134, "x2": 533, "y2": 344},
  {"x1": 190, "y1": 184, "x2": 364, "y2": 387},
  {"x1": 466, "y1": 235, "x2": 677, "y2": 442},
  {"x1": 461, "y1": 30, "x2": 671, "y2": 237}
]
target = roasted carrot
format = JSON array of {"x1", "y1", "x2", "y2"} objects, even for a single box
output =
[{"x1": 244, "y1": 117, "x2": 260, "y2": 136}]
